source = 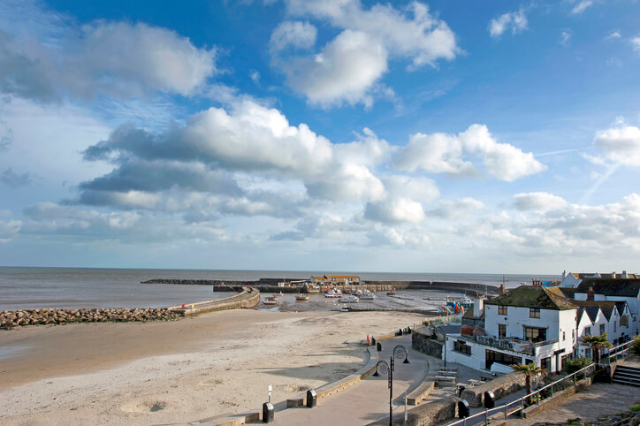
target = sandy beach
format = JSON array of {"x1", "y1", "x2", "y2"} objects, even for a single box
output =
[{"x1": 0, "y1": 309, "x2": 425, "y2": 425}]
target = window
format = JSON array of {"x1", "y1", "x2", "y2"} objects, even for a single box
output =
[
  {"x1": 600, "y1": 324, "x2": 605, "y2": 335},
  {"x1": 454, "y1": 340, "x2": 471, "y2": 355},
  {"x1": 498, "y1": 306, "x2": 508, "y2": 315},
  {"x1": 572, "y1": 329, "x2": 575, "y2": 339},
  {"x1": 485, "y1": 350, "x2": 522, "y2": 370},
  {"x1": 621, "y1": 316, "x2": 628, "y2": 327},
  {"x1": 499, "y1": 324, "x2": 507, "y2": 338},
  {"x1": 614, "y1": 322, "x2": 616, "y2": 332},
  {"x1": 585, "y1": 327, "x2": 591, "y2": 336},
  {"x1": 524, "y1": 326, "x2": 547, "y2": 343},
  {"x1": 529, "y1": 308, "x2": 540, "y2": 318},
  {"x1": 563, "y1": 331, "x2": 566, "y2": 341}
]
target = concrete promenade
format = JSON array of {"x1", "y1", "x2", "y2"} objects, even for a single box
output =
[{"x1": 268, "y1": 334, "x2": 429, "y2": 426}]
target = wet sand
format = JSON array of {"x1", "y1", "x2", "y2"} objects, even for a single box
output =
[{"x1": 0, "y1": 309, "x2": 425, "y2": 425}]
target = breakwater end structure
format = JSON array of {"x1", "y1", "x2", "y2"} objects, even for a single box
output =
[
  {"x1": 167, "y1": 286, "x2": 260, "y2": 315},
  {"x1": 141, "y1": 278, "x2": 501, "y2": 296},
  {"x1": 0, "y1": 308, "x2": 182, "y2": 329}
]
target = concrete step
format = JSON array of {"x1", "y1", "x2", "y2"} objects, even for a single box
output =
[
  {"x1": 612, "y1": 365, "x2": 640, "y2": 387},
  {"x1": 612, "y1": 378, "x2": 640, "y2": 387}
]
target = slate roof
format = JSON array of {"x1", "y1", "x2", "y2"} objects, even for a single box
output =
[
  {"x1": 572, "y1": 301, "x2": 617, "y2": 320},
  {"x1": 615, "y1": 301, "x2": 628, "y2": 316},
  {"x1": 485, "y1": 285, "x2": 576, "y2": 310},
  {"x1": 557, "y1": 287, "x2": 576, "y2": 299},
  {"x1": 578, "y1": 306, "x2": 601, "y2": 323},
  {"x1": 576, "y1": 278, "x2": 640, "y2": 297}
]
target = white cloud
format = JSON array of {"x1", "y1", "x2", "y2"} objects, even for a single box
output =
[
  {"x1": 282, "y1": 30, "x2": 388, "y2": 108},
  {"x1": 429, "y1": 198, "x2": 485, "y2": 219},
  {"x1": 269, "y1": 21, "x2": 317, "y2": 52},
  {"x1": 274, "y1": 0, "x2": 459, "y2": 107},
  {"x1": 393, "y1": 124, "x2": 546, "y2": 181},
  {"x1": 632, "y1": 37, "x2": 640, "y2": 53},
  {"x1": 513, "y1": 192, "x2": 569, "y2": 211},
  {"x1": 489, "y1": 9, "x2": 528, "y2": 38},
  {"x1": 365, "y1": 197, "x2": 425, "y2": 224},
  {"x1": 0, "y1": 19, "x2": 216, "y2": 101},
  {"x1": 560, "y1": 30, "x2": 572, "y2": 47},
  {"x1": 0, "y1": 218, "x2": 21, "y2": 242},
  {"x1": 594, "y1": 125, "x2": 640, "y2": 166},
  {"x1": 605, "y1": 30, "x2": 621, "y2": 40},
  {"x1": 570, "y1": 0, "x2": 593, "y2": 15}
]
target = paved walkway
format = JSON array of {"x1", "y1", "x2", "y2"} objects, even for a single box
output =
[{"x1": 266, "y1": 334, "x2": 430, "y2": 425}]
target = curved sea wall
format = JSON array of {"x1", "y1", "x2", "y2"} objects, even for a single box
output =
[
  {"x1": 167, "y1": 286, "x2": 260, "y2": 315},
  {"x1": 0, "y1": 308, "x2": 182, "y2": 330},
  {"x1": 142, "y1": 279, "x2": 501, "y2": 295}
]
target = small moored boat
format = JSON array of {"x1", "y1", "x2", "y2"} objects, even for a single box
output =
[
  {"x1": 338, "y1": 295, "x2": 359, "y2": 303},
  {"x1": 295, "y1": 294, "x2": 309, "y2": 301}
]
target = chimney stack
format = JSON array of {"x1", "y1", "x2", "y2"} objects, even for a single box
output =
[{"x1": 587, "y1": 286, "x2": 595, "y2": 301}]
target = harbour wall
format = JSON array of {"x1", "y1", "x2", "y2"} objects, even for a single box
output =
[
  {"x1": 142, "y1": 279, "x2": 500, "y2": 296},
  {"x1": 167, "y1": 286, "x2": 260, "y2": 315}
]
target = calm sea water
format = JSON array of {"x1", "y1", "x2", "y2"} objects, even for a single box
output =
[{"x1": 0, "y1": 267, "x2": 560, "y2": 311}]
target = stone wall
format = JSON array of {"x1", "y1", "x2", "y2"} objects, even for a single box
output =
[
  {"x1": 412, "y1": 327, "x2": 443, "y2": 358},
  {"x1": 0, "y1": 307, "x2": 182, "y2": 329},
  {"x1": 460, "y1": 371, "x2": 526, "y2": 407},
  {"x1": 369, "y1": 395, "x2": 460, "y2": 426},
  {"x1": 168, "y1": 287, "x2": 260, "y2": 315}
]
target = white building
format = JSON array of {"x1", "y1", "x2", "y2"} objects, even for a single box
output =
[
  {"x1": 575, "y1": 279, "x2": 640, "y2": 337},
  {"x1": 445, "y1": 286, "x2": 576, "y2": 374}
]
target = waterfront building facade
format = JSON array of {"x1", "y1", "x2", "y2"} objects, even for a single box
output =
[{"x1": 445, "y1": 286, "x2": 576, "y2": 374}]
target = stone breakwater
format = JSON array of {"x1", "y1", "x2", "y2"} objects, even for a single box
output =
[{"x1": 0, "y1": 308, "x2": 182, "y2": 330}]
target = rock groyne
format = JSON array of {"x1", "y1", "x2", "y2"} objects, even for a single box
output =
[{"x1": 0, "y1": 307, "x2": 182, "y2": 330}]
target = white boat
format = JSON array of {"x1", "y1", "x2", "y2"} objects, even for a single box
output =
[
  {"x1": 263, "y1": 296, "x2": 279, "y2": 305},
  {"x1": 338, "y1": 295, "x2": 359, "y2": 303},
  {"x1": 295, "y1": 294, "x2": 309, "y2": 301},
  {"x1": 360, "y1": 291, "x2": 376, "y2": 300},
  {"x1": 324, "y1": 289, "x2": 342, "y2": 298}
]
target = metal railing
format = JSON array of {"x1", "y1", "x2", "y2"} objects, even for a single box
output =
[
  {"x1": 606, "y1": 339, "x2": 634, "y2": 364},
  {"x1": 446, "y1": 363, "x2": 596, "y2": 426}
]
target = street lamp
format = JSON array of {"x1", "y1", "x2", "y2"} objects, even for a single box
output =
[{"x1": 373, "y1": 344, "x2": 409, "y2": 426}]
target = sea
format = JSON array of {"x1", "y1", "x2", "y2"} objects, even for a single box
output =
[{"x1": 0, "y1": 267, "x2": 560, "y2": 312}]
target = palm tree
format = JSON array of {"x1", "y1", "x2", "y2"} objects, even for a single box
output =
[
  {"x1": 582, "y1": 334, "x2": 612, "y2": 365},
  {"x1": 511, "y1": 363, "x2": 545, "y2": 405}
]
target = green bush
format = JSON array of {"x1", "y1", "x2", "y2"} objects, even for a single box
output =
[
  {"x1": 630, "y1": 404, "x2": 640, "y2": 412},
  {"x1": 631, "y1": 335, "x2": 640, "y2": 356},
  {"x1": 564, "y1": 357, "x2": 592, "y2": 374}
]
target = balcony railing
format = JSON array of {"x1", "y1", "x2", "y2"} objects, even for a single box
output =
[{"x1": 456, "y1": 334, "x2": 558, "y2": 355}]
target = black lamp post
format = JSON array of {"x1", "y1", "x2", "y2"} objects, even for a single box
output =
[{"x1": 373, "y1": 344, "x2": 409, "y2": 426}]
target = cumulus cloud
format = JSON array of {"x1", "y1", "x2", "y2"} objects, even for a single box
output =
[
  {"x1": 513, "y1": 192, "x2": 569, "y2": 211},
  {"x1": 489, "y1": 9, "x2": 528, "y2": 38},
  {"x1": 282, "y1": 30, "x2": 388, "y2": 108},
  {"x1": 463, "y1": 194, "x2": 640, "y2": 256},
  {"x1": 594, "y1": 125, "x2": 640, "y2": 166},
  {"x1": 605, "y1": 30, "x2": 621, "y2": 40},
  {"x1": 0, "y1": 218, "x2": 21, "y2": 242},
  {"x1": 0, "y1": 19, "x2": 216, "y2": 101},
  {"x1": 632, "y1": 37, "x2": 640, "y2": 53},
  {"x1": 364, "y1": 197, "x2": 425, "y2": 224},
  {"x1": 429, "y1": 197, "x2": 485, "y2": 219},
  {"x1": 274, "y1": 0, "x2": 459, "y2": 107},
  {"x1": 393, "y1": 124, "x2": 545, "y2": 181},
  {"x1": 269, "y1": 21, "x2": 317, "y2": 52}
]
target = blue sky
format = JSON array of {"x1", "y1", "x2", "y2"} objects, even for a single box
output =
[{"x1": 1, "y1": 0, "x2": 640, "y2": 274}]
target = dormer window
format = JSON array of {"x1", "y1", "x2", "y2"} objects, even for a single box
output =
[
  {"x1": 498, "y1": 306, "x2": 508, "y2": 315},
  {"x1": 529, "y1": 308, "x2": 540, "y2": 318}
]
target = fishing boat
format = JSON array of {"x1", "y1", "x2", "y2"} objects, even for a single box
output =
[
  {"x1": 305, "y1": 284, "x2": 320, "y2": 294},
  {"x1": 324, "y1": 289, "x2": 342, "y2": 298},
  {"x1": 338, "y1": 295, "x2": 359, "y2": 303},
  {"x1": 263, "y1": 296, "x2": 279, "y2": 305},
  {"x1": 295, "y1": 294, "x2": 309, "y2": 301},
  {"x1": 360, "y1": 290, "x2": 376, "y2": 300}
]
